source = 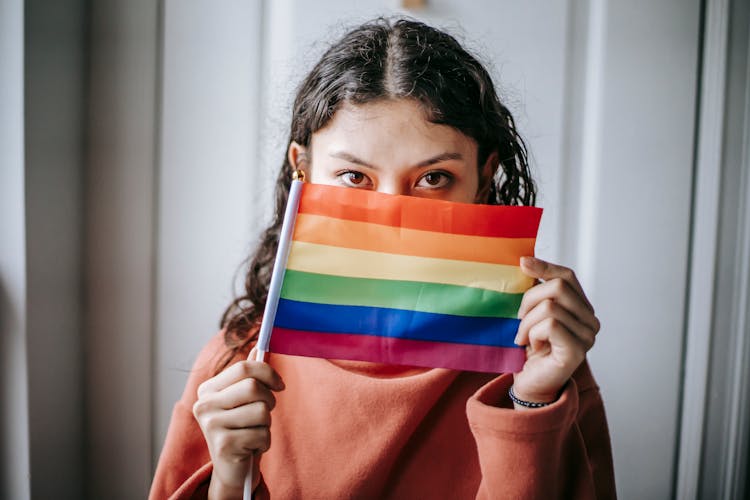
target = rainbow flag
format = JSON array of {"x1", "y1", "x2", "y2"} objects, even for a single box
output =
[{"x1": 261, "y1": 182, "x2": 542, "y2": 373}]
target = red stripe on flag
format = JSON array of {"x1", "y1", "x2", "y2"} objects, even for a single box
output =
[
  {"x1": 269, "y1": 328, "x2": 526, "y2": 373},
  {"x1": 297, "y1": 183, "x2": 542, "y2": 239}
]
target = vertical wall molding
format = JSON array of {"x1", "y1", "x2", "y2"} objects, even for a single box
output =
[
  {"x1": 574, "y1": 0, "x2": 606, "y2": 294},
  {"x1": 723, "y1": 79, "x2": 750, "y2": 497},
  {"x1": 716, "y1": 3, "x2": 750, "y2": 495},
  {"x1": 0, "y1": 0, "x2": 31, "y2": 497},
  {"x1": 697, "y1": 0, "x2": 750, "y2": 495},
  {"x1": 675, "y1": 0, "x2": 729, "y2": 497},
  {"x1": 558, "y1": 0, "x2": 588, "y2": 273}
]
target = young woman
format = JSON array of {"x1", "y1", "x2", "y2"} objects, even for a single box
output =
[{"x1": 150, "y1": 17, "x2": 615, "y2": 499}]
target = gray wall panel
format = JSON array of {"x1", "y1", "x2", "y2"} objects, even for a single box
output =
[
  {"x1": 85, "y1": 1, "x2": 160, "y2": 498},
  {"x1": 24, "y1": 0, "x2": 87, "y2": 497}
]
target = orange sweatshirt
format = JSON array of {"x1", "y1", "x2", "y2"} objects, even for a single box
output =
[{"x1": 150, "y1": 331, "x2": 616, "y2": 499}]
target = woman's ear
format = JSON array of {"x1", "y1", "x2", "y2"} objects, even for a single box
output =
[
  {"x1": 287, "y1": 141, "x2": 311, "y2": 177},
  {"x1": 475, "y1": 151, "x2": 499, "y2": 203}
]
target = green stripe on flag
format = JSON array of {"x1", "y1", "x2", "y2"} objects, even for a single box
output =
[{"x1": 279, "y1": 269, "x2": 523, "y2": 319}]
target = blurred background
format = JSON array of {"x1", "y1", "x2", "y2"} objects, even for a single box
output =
[{"x1": 2, "y1": 0, "x2": 749, "y2": 498}]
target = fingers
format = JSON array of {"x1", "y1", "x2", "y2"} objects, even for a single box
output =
[
  {"x1": 520, "y1": 256, "x2": 593, "y2": 312},
  {"x1": 193, "y1": 372, "x2": 276, "y2": 464},
  {"x1": 212, "y1": 426, "x2": 272, "y2": 458},
  {"x1": 194, "y1": 360, "x2": 282, "y2": 425},
  {"x1": 197, "y1": 359, "x2": 285, "y2": 398},
  {"x1": 201, "y1": 377, "x2": 278, "y2": 412},
  {"x1": 517, "y1": 277, "x2": 600, "y2": 333},
  {"x1": 513, "y1": 258, "x2": 599, "y2": 404},
  {"x1": 526, "y1": 317, "x2": 586, "y2": 368},
  {"x1": 194, "y1": 396, "x2": 274, "y2": 461},
  {"x1": 193, "y1": 386, "x2": 275, "y2": 428},
  {"x1": 204, "y1": 401, "x2": 273, "y2": 430},
  {"x1": 193, "y1": 355, "x2": 282, "y2": 487},
  {"x1": 515, "y1": 299, "x2": 595, "y2": 350}
]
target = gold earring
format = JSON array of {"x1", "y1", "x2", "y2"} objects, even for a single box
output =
[{"x1": 292, "y1": 169, "x2": 306, "y2": 182}]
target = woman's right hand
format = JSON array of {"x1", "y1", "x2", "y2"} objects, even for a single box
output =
[{"x1": 193, "y1": 349, "x2": 285, "y2": 498}]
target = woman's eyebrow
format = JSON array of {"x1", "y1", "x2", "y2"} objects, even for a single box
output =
[
  {"x1": 415, "y1": 152, "x2": 463, "y2": 167},
  {"x1": 329, "y1": 151, "x2": 377, "y2": 168},
  {"x1": 329, "y1": 151, "x2": 463, "y2": 169}
]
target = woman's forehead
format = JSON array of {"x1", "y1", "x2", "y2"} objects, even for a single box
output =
[{"x1": 310, "y1": 100, "x2": 478, "y2": 164}]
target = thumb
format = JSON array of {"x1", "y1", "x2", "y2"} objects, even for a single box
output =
[{"x1": 520, "y1": 256, "x2": 547, "y2": 281}]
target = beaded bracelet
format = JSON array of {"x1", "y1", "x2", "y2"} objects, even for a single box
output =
[{"x1": 508, "y1": 385, "x2": 555, "y2": 408}]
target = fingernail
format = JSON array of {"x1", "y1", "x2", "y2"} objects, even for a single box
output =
[
  {"x1": 513, "y1": 334, "x2": 520, "y2": 345},
  {"x1": 520, "y1": 256, "x2": 536, "y2": 268}
]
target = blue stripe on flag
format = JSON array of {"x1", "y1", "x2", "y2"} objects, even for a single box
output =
[{"x1": 273, "y1": 298, "x2": 520, "y2": 348}]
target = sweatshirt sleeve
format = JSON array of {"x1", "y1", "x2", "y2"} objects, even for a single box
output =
[
  {"x1": 149, "y1": 332, "x2": 270, "y2": 500},
  {"x1": 466, "y1": 360, "x2": 616, "y2": 500}
]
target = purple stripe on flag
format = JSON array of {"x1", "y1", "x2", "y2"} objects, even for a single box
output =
[{"x1": 269, "y1": 327, "x2": 526, "y2": 373}]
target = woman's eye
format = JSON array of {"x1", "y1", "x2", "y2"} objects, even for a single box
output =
[
  {"x1": 417, "y1": 171, "x2": 452, "y2": 189},
  {"x1": 338, "y1": 170, "x2": 373, "y2": 188}
]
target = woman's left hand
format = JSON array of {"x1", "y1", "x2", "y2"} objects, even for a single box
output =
[{"x1": 511, "y1": 256, "x2": 600, "y2": 408}]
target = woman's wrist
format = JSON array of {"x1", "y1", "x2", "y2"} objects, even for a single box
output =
[
  {"x1": 508, "y1": 384, "x2": 560, "y2": 410},
  {"x1": 208, "y1": 475, "x2": 244, "y2": 500}
]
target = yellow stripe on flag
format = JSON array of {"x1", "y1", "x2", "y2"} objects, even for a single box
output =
[{"x1": 286, "y1": 241, "x2": 533, "y2": 294}]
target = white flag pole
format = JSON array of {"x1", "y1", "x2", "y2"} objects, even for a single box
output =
[{"x1": 244, "y1": 177, "x2": 305, "y2": 500}]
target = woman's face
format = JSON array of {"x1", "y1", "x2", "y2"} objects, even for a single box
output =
[{"x1": 288, "y1": 99, "x2": 496, "y2": 203}]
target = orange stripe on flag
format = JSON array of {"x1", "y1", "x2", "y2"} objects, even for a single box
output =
[{"x1": 293, "y1": 214, "x2": 535, "y2": 265}]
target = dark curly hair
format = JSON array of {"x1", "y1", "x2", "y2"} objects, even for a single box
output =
[{"x1": 216, "y1": 17, "x2": 536, "y2": 372}]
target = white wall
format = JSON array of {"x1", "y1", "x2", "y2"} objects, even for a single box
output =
[
  {"x1": 154, "y1": 0, "x2": 266, "y2": 455},
  {"x1": 582, "y1": 2, "x2": 700, "y2": 497}
]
